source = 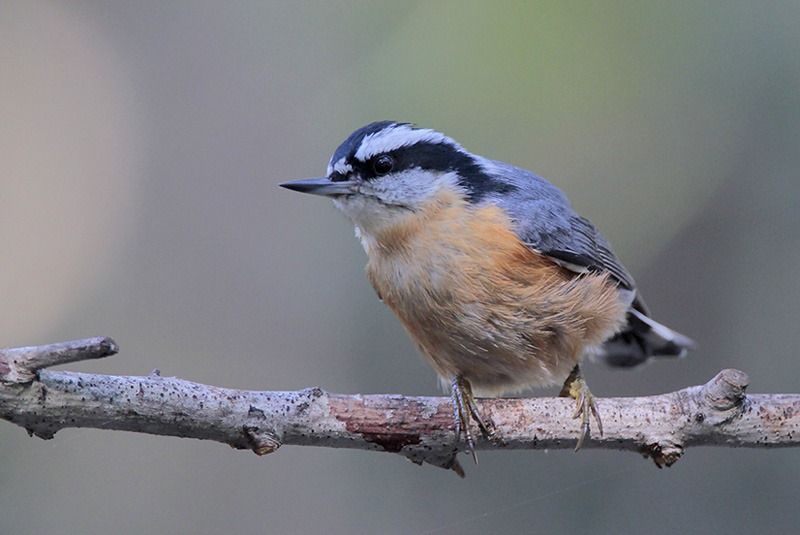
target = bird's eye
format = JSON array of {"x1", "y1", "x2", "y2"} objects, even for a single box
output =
[{"x1": 373, "y1": 154, "x2": 394, "y2": 175}]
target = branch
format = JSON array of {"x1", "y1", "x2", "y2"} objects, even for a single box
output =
[{"x1": 1, "y1": 338, "x2": 798, "y2": 477}]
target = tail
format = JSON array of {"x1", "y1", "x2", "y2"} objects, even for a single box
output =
[{"x1": 599, "y1": 308, "x2": 696, "y2": 368}]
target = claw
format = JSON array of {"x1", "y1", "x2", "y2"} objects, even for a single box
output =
[
  {"x1": 560, "y1": 364, "x2": 603, "y2": 451},
  {"x1": 450, "y1": 375, "x2": 495, "y2": 463},
  {"x1": 589, "y1": 395, "x2": 603, "y2": 437},
  {"x1": 451, "y1": 377, "x2": 477, "y2": 463}
]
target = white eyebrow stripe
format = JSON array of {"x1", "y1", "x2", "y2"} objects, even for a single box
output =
[
  {"x1": 327, "y1": 158, "x2": 353, "y2": 176},
  {"x1": 354, "y1": 124, "x2": 464, "y2": 161}
]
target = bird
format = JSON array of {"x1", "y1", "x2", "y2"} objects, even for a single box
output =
[{"x1": 280, "y1": 121, "x2": 694, "y2": 459}]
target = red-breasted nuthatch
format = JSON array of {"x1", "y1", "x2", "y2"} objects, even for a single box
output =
[{"x1": 281, "y1": 121, "x2": 694, "y2": 459}]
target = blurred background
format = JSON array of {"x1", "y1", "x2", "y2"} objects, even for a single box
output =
[{"x1": 2, "y1": 1, "x2": 799, "y2": 533}]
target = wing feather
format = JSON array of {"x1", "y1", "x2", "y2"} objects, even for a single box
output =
[
  {"x1": 477, "y1": 157, "x2": 694, "y2": 364},
  {"x1": 475, "y1": 158, "x2": 641, "y2": 304},
  {"x1": 540, "y1": 215, "x2": 636, "y2": 291}
]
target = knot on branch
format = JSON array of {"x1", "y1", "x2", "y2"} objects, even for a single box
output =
[
  {"x1": 702, "y1": 369, "x2": 749, "y2": 411},
  {"x1": 639, "y1": 369, "x2": 751, "y2": 468},
  {"x1": 642, "y1": 440, "x2": 684, "y2": 468},
  {"x1": 242, "y1": 425, "x2": 282, "y2": 455}
]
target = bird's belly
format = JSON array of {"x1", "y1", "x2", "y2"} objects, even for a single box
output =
[
  {"x1": 369, "y1": 251, "x2": 626, "y2": 395},
  {"x1": 365, "y1": 200, "x2": 628, "y2": 395},
  {"x1": 398, "y1": 295, "x2": 581, "y2": 395}
]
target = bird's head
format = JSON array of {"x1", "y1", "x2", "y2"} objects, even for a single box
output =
[{"x1": 281, "y1": 121, "x2": 513, "y2": 239}]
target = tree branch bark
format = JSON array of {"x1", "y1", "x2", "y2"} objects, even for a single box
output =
[{"x1": 1, "y1": 338, "x2": 798, "y2": 477}]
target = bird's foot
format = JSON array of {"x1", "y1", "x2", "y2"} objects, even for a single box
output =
[
  {"x1": 451, "y1": 376, "x2": 495, "y2": 463},
  {"x1": 559, "y1": 364, "x2": 603, "y2": 451}
]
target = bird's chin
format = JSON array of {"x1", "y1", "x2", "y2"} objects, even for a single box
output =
[
  {"x1": 332, "y1": 194, "x2": 410, "y2": 239},
  {"x1": 330, "y1": 193, "x2": 360, "y2": 214}
]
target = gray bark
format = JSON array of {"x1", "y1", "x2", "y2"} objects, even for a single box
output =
[{"x1": 1, "y1": 337, "x2": 798, "y2": 476}]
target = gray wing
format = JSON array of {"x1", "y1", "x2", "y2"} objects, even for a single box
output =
[
  {"x1": 537, "y1": 215, "x2": 637, "y2": 292},
  {"x1": 477, "y1": 158, "x2": 694, "y2": 365},
  {"x1": 477, "y1": 158, "x2": 637, "y2": 293}
]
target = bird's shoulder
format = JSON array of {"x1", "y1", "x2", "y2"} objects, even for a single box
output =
[{"x1": 475, "y1": 157, "x2": 638, "y2": 293}]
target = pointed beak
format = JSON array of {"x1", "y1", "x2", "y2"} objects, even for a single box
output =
[{"x1": 279, "y1": 177, "x2": 357, "y2": 197}]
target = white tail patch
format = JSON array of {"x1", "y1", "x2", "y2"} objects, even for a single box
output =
[{"x1": 629, "y1": 308, "x2": 695, "y2": 356}]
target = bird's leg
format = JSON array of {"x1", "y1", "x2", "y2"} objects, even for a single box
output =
[
  {"x1": 450, "y1": 375, "x2": 494, "y2": 463},
  {"x1": 559, "y1": 364, "x2": 603, "y2": 451}
]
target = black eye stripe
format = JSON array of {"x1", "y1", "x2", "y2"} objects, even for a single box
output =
[
  {"x1": 391, "y1": 142, "x2": 470, "y2": 173},
  {"x1": 342, "y1": 137, "x2": 519, "y2": 202},
  {"x1": 354, "y1": 142, "x2": 477, "y2": 180}
]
